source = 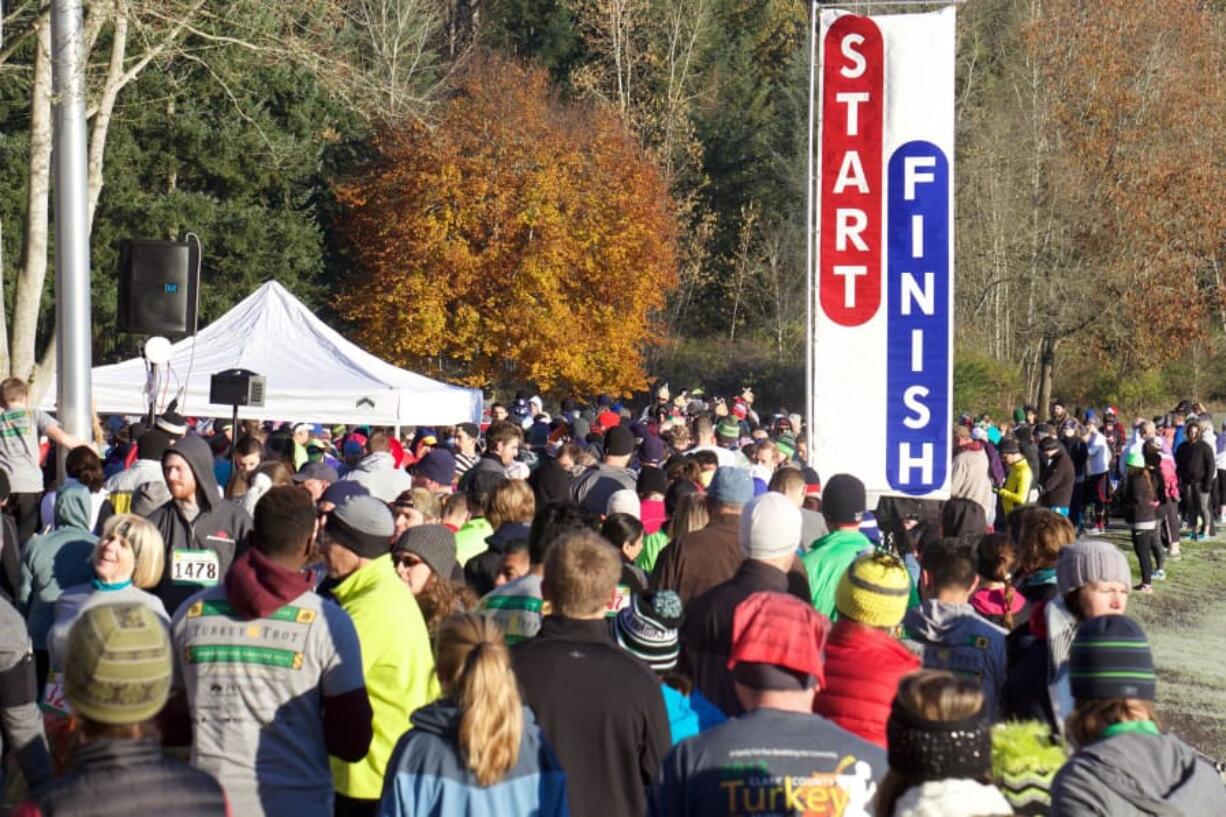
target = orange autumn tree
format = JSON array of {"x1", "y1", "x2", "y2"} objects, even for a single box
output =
[{"x1": 335, "y1": 54, "x2": 679, "y2": 396}]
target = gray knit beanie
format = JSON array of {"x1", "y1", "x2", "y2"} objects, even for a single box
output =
[
  {"x1": 394, "y1": 524, "x2": 458, "y2": 581},
  {"x1": 327, "y1": 495, "x2": 395, "y2": 559},
  {"x1": 1056, "y1": 539, "x2": 1131, "y2": 595}
]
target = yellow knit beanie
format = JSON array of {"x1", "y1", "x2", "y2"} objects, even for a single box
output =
[{"x1": 835, "y1": 552, "x2": 911, "y2": 628}]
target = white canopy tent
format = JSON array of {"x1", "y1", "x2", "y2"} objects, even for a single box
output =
[{"x1": 42, "y1": 280, "x2": 483, "y2": 426}]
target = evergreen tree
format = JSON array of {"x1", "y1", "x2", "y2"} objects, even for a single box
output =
[{"x1": 481, "y1": 0, "x2": 585, "y2": 82}]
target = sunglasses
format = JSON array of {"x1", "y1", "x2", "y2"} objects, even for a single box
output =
[{"x1": 395, "y1": 552, "x2": 423, "y2": 569}]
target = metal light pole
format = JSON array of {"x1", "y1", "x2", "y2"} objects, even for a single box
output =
[{"x1": 50, "y1": 0, "x2": 93, "y2": 450}]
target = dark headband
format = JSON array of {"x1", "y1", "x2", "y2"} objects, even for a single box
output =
[{"x1": 886, "y1": 698, "x2": 992, "y2": 783}]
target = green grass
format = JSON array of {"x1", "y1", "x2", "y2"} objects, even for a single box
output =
[{"x1": 1097, "y1": 526, "x2": 1226, "y2": 759}]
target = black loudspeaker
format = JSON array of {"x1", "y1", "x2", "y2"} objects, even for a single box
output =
[
  {"x1": 116, "y1": 239, "x2": 200, "y2": 335},
  {"x1": 210, "y1": 369, "x2": 266, "y2": 407}
]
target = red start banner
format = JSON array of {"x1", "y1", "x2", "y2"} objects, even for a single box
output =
[{"x1": 818, "y1": 14, "x2": 883, "y2": 328}]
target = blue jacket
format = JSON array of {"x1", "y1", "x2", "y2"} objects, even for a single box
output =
[
  {"x1": 662, "y1": 685, "x2": 726, "y2": 745},
  {"x1": 378, "y1": 700, "x2": 569, "y2": 817},
  {"x1": 903, "y1": 600, "x2": 1008, "y2": 719}
]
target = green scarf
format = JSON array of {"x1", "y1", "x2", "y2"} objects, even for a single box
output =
[{"x1": 1101, "y1": 720, "x2": 1161, "y2": 740}]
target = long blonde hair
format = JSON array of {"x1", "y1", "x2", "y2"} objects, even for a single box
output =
[{"x1": 435, "y1": 614, "x2": 523, "y2": 786}]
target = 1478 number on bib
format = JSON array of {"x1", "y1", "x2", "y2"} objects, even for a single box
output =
[{"x1": 172, "y1": 548, "x2": 221, "y2": 586}]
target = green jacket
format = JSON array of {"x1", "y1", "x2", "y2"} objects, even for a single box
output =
[
  {"x1": 634, "y1": 529, "x2": 670, "y2": 574},
  {"x1": 454, "y1": 517, "x2": 494, "y2": 567},
  {"x1": 801, "y1": 528, "x2": 871, "y2": 620},
  {"x1": 329, "y1": 554, "x2": 439, "y2": 799}
]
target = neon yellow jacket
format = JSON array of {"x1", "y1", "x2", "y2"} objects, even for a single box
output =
[
  {"x1": 454, "y1": 517, "x2": 493, "y2": 567},
  {"x1": 329, "y1": 554, "x2": 439, "y2": 799},
  {"x1": 999, "y1": 458, "x2": 1033, "y2": 515}
]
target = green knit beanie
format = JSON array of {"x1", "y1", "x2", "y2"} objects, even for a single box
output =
[{"x1": 64, "y1": 602, "x2": 172, "y2": 725}]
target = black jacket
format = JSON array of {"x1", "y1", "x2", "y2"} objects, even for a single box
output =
[
  {"x1": 145, "y1": 435, "x2": 252, "y2": 616},
  {"x1": 940, "y1": 498, "x2": 987, "y2": 548},
  {"x1": 21, "y1": 738, "x2": 227, "y2": 816},
  {"x1": 529, "y1": 456, "x2": 573, "y2": 506},
  {"x1": 1, "y1": 515, "x2": 19, "y2": 602},
  {"x1": 1064, "y1": 437, "x2": 1088, "y2": 477},
  {"x1": 1039, "y1": 449, "x2": 1075, "y2": 509},
  {"x1": 1003, "y1": 622, "x2": 1057, "y2": 731},
  {"x1": 1175, "y1": 439, "x2": 1216, "y2": 492},
  {"x1": 680, "y1": 559, "x2": 809, "y2": 718},
  {"x1": 511, "y1": 616, "x2": 670, "y2": 817},
  {"x1": 1122, "y1": 470, "x2": 1157, "y2": 525},
  {"x1": 464, "y1": 522, "x2": 530, "y2": 597}
]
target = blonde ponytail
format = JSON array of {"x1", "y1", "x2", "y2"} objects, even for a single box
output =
[{"x1": 435, "y1": 614, "x2": 523, "y2": 787}]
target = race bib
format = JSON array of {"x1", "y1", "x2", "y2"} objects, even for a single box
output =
[
  {"x1": 172, "y1": 548, "x2": 221, "y2": 586},
  {"x1": 41, "y1": 671, "x2": 70, "y2": 717},
  {"x1": 606, "y1": 584, "x2": 633, "y2": 616}
]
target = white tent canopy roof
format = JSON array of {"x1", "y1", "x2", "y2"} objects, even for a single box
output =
[{"x1": 42, "y1": 280, "x2": 483, "y2": 426}]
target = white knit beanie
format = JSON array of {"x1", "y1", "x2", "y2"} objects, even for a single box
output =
[
  {"x1": 739, "y1": 492, "x2": 802, "y2": 560},
  {"x1": 892, "y1": 779, "x2": 1014, "y2": 817}
]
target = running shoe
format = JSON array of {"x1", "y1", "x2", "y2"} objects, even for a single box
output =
[
  {"x1": 1153, "y1": 569, "x2": 1166, "y2": 581},
  {"x1": 1134, "y1": 583, "x2": 1153, "y2": 593}
]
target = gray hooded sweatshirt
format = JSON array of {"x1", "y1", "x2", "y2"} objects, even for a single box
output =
[
  {"x1": 147, "y1": 435, "x2": 252, "y2": 616},
  {"x1": 904, "y1": 599, "x2": 1008, "y2": 719},
  {"x1": 339, "y1": 451, "x2": 411, "y2": 503},
  {"x1": 0, "y1": 594, "x2": 52, "y2": 793},
  {"x1": 1051, "y1": 731, "x2": 1226, "y2": 816}
]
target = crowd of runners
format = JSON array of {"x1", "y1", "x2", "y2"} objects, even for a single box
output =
[{"x1": 1, "y1": 376, "x2": 1224, "y2": 816}]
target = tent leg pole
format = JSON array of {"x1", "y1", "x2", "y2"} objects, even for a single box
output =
[{"x1": 230, "y1": 404, "x2": 239, "y2": 475}]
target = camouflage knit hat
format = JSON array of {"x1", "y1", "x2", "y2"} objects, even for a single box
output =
[
  {"x1": 64, "y1": 602, "x2": 171, "y2": 725},
  {"x1": 991, "y1": 721, "x2": 1067, "y2": 815}
]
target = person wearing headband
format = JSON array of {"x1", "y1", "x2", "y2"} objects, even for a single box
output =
[{"x1": 875, "y1": 670, "x2": 1012, "y2": 817}]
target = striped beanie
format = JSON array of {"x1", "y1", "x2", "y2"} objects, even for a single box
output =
[
  {"x1": 615, "y1": 591, "x2": 682, "y2": 673},
  {"x1": 835, "y1": 551, "x2": 911, "y2": 628},
  {"x1": 1069, "y1": 615, "x2": 1156, "y2": 701},
  {"x1": 64, "y1": 603, "x2": 172, "y2": 725},
  {"x1": 775, "y1": 433, "x2": 797, "y2": 460}
]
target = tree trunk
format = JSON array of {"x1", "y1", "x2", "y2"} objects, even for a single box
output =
[
  {"x1": 11, "y1": 17, "x2": 53, "y2": 382},
  {"x1": 0, "y1": 220, "x2": 8, "y2": 371},
  {"x1": 1036, "y1": 334, "x2": 1057, "y2": 421},
  {"x1": 87, "y1": 4, "x2": 128, "y2": 226}
]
